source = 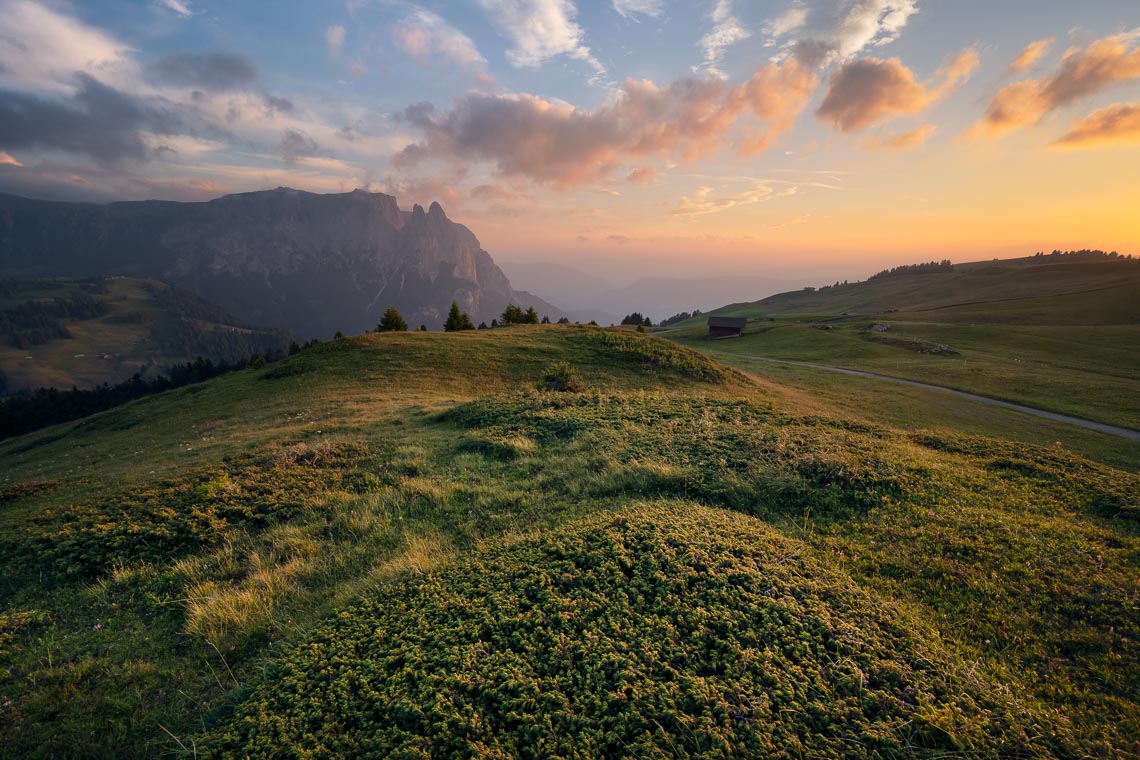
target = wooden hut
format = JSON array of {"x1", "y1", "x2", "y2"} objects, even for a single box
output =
[{"x1": 707, "y1": 317, "x2": 747, "y2": 339}]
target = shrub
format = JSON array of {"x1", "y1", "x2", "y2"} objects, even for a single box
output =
[{"x1": 541, "y1": 361, "x2": 583, "y2": 392}]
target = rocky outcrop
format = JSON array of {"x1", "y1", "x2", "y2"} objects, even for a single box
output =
[{"x1": 0, "y1": 188, "x2": 562, "y2": 337}]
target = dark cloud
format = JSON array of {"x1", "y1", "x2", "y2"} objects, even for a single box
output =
[
  {"x1": 390, "y1": 143, "x2": 429, "y2": 169},
  {"x1": 280, "y1": 129, "x2": 319, "y2": 163},
  {"x1": 0, "y1": 158, "x2": 227, "y2": 203},
  {"x1": 816, "y1": 58, "x2": 929, "y2": 132},
  {"x1": 263, "y1": 94, "x2": 294, "y2": 114},
  {"x1": 150, "y1": 52, "x2": 258, "y2": 91},
  {"x1": 790, "y1": 39, "x2": 834, "y2": 70},
  {"x1": 0, "y1": 74, "x2": 182, "y2": 164}
]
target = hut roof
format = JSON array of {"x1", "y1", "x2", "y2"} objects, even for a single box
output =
[{"x1": 707, "y1": 317, "x2": 748, "y2": 329}]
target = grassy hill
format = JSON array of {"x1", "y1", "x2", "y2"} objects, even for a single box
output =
[
  {"x1": 663, "y1": 255, "x2": 1140, "y2": 439},
  {"x1": 686, "y1": 255, "x2": 1140, "y2": 325},
  {"x1": 1, "y1": 326, "x2": 1138, "y2": 756},
  {"x1": 0, "y1": 277, "x2": 293, "y2": 395}
]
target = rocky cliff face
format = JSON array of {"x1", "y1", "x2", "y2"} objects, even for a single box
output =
[{"x1": 0, "y1": 188, "x2": 561, "y2": 337}]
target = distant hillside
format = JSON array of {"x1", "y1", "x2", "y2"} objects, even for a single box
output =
[
  {"x1": 0, "y1": 188, "x2": 563, "y2": 337},
  {"x1": 0, "y1": 276, "x2": 293, "y2": 394},
  {"x1": 690, "y1": 251, "x2": 1140, "y2": 326}
]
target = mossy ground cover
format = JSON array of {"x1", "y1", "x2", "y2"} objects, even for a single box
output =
[
  {"x1": 1, "y1": 326, "x2": 1137, "y2": 756},
  {"x1": 208, "y1": 506, "x2": 1062, "y2": 759}
]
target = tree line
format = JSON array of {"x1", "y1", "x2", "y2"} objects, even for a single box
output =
[
  {"x1": 659, "y1": 310, "x2": 701, "y2": 327},
  {"x1": 2, "y1": 290, "x2": 110, "y2": 348},
  {"x1": 0, "y1": 342, "x2": 320, "y2": 440},
  {"x1": 376, "y1": 302, "x2": 564, "y2": 332},
  {"x1": 1032, "y1": 249, "x2": 1136, "y2": 263},
  {"x1": 868, "y1": 260, "x2": 954, "y2": 280}
]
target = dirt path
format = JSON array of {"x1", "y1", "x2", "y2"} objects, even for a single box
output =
[{"x1": 735, "y1": 355, "x2": 1140, "y2": 442}]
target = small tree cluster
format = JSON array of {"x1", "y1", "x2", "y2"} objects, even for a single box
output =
[
  {"x1": 444, "y1": 302, "x2": 475, "y2": 331},
  {"x1": 621, "y1": 312, "x2": 653, "y2": 327},
  {"x1": 659, "y1": 310, "x2": 701, "y2": 327},
  {"x1": 499, "y1": 304, "x2": 539, "y2": 325},
  {"x1": 868, "y1": 260, "x2": 953, "y2": 280}
]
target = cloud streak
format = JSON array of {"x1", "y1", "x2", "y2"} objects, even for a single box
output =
[
  {"x1": 1007, "y1": 37, "x2": 1054, "y2": 75},
  {"x1": 860, "y1": 123, "x2": 935, "y2": 150},
  {"x1": 612, "y1": 0, "x2": 664, "y2": 20},
  {"x1": 0, "y1": 0, "x2": 135, "y2": 94},
  {"x1": 477, "y1": 0, "x2": 604, "y2": 78},
  {"x1": 158, "y1": 0, "x2": 193, "y2": 18},
  {"x1": 696, "y1": 0, "x2": 750, "y2": 78},
  {"x1": 670, "y1": 181, "x2": 801, "y2": 217},
  {"x1": 766, "y1": 0, "x2": 920, "y2": 69},
  {"x1": 968, "y1": 31, "x2": 1140, "y2": 140},
  {"x1": 1052, "y1": 103, "x2": 1140, "y2": 149}
]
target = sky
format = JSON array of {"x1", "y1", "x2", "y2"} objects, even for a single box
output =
[{"x1": 1, "y1": 0, "x2": 1138, "y2": 283}]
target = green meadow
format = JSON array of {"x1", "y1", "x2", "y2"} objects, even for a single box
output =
[
  {"x1": 1, "y1": 325, "x2": 1137, "y2": 757},
  {"x1": 0, "y1": 277, "x2": 288, "y2": 394},
  {"x1": 663, "y1": 256, "x2": 1140, "y2": 470}
]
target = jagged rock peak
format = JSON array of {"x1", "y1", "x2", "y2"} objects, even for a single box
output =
[{"x1": 0, "y1": 188, "x2": 566, "y2": 337}]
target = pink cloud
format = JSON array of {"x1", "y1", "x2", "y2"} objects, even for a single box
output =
[
  {"x1": 860, "y1": 124, "x2": 936, "y2": 151},
  {"x1": 626, "y1": 167, "x2": 657, "y2": 184},
  {"x1": 817, "y1": 49, "x2": 978, "y2": 132},
  {"x1": 1007, "y1": 37, "x2": 1055, "y2": 75},
  {"x1": 395, "y1": 59, "x2": 818, "y2": 187},
  {"x1": 968, "y1": 32, "x2": 1140, "y2": 140}
]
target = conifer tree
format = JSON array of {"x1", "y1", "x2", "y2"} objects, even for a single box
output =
[
  {"x1": 443, "y1": 301, "x2": 475, "y2": 331},
  {"x1": 377, "y1": 307, "x2": 407, "y2": 332}
]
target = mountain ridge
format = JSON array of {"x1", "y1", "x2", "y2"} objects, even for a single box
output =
[{"x1": 0, "y1": 188, "x2": 562, "y2": 337}]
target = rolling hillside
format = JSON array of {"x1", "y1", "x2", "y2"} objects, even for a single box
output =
[
  {"x1": 1, "y1": 326, "x2": 1137, "y2": 756},
  {"x1": 690, "y1": 254, "x2": 1140, "y2": 325},
  {"x1": 664, "y1": 253, "x2": 1140, "y2": 434},
  {"x1": 0, "y1": 276, "x2": 294, "y2": 395}
]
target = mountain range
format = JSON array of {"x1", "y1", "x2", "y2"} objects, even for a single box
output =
[{"x1": 0, "y1": 188, "x2": 561, "y2": 337}]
